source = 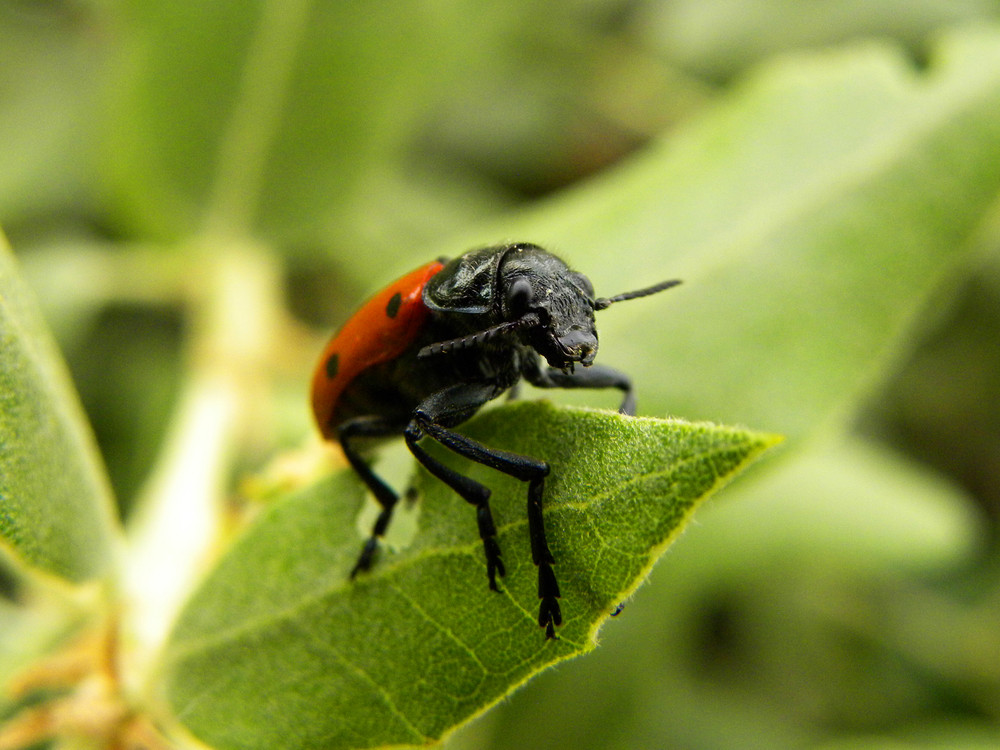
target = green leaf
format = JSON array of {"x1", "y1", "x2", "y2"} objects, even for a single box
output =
[
  {"x1": 689, "y1": 436, "x2": 986, "y2": 574},
  {"x1": 0, "y1": 240, "x2": 119, "y2": 582},
  {"x1": 463, "y1": 26, "x2": 1000, "y2": 441},
  {"x1": 160, "y1": 403, "x2": 778, "y2": 750},
  {"x1": 637, "y1": 0, "x2": 996, "y2": 79}
]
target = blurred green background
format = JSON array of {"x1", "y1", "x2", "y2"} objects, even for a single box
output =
[{"x1": 3, "y1": 0, "x2": 1000, "y2": 748}]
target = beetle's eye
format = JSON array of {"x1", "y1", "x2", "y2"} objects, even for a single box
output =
[{"x1": 506, "y1": 277, "x2": 533, "y2": 316}]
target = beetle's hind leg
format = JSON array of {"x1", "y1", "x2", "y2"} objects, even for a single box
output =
[
  {"x1": 337, "y1": 416, "x2": 407, "y2": 577},
  {"x1": 405, "y1": 383, "x2": 562, "y2": 638}
]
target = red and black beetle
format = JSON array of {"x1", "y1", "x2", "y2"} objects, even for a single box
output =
[{"x1": 311, "y1": 242, "x2": 679, "y2": 638}]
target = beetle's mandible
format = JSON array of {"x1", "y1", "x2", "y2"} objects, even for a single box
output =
[{"x1": 311, "y1": 242, "x2": 680, "y2": 638}]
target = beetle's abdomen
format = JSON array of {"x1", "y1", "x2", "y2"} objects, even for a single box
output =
[{"x1": 311, "y1": 260, "x2": 444, "y2": 439}]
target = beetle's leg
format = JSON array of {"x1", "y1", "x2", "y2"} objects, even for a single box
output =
[
  {"x1": 524, "y1": 360, "x2": 636, "y2": 416},
  {"x1": 405, "y1": 383, "x2": 562, "y2": 638},
  {"x1": 403, "y1": 384, "x2": 505, "y2": 589},
  {"x1": 338, "y1": 416, "x2": 407, "y2": 577},
  {"x1": 404, "y1": 432, "x2": 507, "y2": 590}
]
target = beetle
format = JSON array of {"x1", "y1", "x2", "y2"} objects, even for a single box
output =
[{"x1": 311, "y1": 242, "x2": 679, "y2": 638}]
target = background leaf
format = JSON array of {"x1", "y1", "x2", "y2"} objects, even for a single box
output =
[
  {"x1": 0, "y1": 239, "x2": 118, "y2": 583},
  {"x1": 102, "y1": 0, "x2": 487, "y2": 247},
  {"x1": 160, "y1": 404, "x2": 777, "y2": 750},
  {"x1": 634, "y1": 0, "x2": 1000, "y2": 79},
  {"x1": 465, "y1": 27, "x2": 1000, "y2": 438}
]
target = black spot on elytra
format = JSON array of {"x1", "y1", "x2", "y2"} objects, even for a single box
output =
[
  {"x1": 385, "y1": 292, "x2": 402, "y2": 319},
  {"x1": 325, "y1": 353, "x2": 339, "y2": 379}
]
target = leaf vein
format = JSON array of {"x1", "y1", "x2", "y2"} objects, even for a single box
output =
[
  {"x1": 386, "y1": 581, "x2": 490, "y2": 676},
  {"x1": 296, "y1": 619, "x2": 430, "y2": 744}
]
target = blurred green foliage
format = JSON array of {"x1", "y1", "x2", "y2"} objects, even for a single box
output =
[{"x1": 2, "y1": 0, "x2": 1000, "y2": 748}]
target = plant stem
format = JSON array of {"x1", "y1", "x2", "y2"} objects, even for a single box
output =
[{"x1": 119, "y1": 240, "x2": 283, "y2": 696}]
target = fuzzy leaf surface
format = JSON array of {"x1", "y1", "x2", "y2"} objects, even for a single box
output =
[
  {"x1": 161, "y1": 404, "x2": 777, "y2": 750},
  {"x1": 0, "y1": 241, "x2": 118, "y2": 582}
]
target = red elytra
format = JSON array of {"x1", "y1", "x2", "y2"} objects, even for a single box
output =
[{"x1": 311, "y1": 260, "x2": 445, "y2": 440}]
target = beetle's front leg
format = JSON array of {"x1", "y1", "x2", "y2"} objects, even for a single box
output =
[{"x1": 525, "y1": 360, "x2": 636, "y2": 415}]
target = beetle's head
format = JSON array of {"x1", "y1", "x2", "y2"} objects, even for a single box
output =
[
  {"x1": 500, "y1": 258, "x2": 599, "y2": 371},
  {"x1": 417, "y1": 243, "x2": 680, "y2": 363}
]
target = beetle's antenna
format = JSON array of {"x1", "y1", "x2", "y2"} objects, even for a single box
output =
[
  {"x1": 593, "y1": 279, "x2": 681, "y2": 311},
  {"x1": 418, "y1": 312, "x2": 541, "y2": 359}
]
